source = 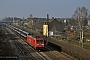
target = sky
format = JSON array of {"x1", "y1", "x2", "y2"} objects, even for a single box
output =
[{"x1": 0, "y1": 0, "x2": 90, "y2": 19}]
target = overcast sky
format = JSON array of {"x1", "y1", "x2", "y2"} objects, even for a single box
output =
[{"x1": 0, "y1": 0, "x2": 90, "y2": 19}]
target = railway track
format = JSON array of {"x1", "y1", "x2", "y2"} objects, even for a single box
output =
[
  {"x1": 36, "y1": 45, "x2": 77, "y2": 60},
  {"x1": 16, "y1": 37, "x2": 52, "y2": 60},
  {"x1": 15, "y1": 40, "x2": 36, "y2": 60},
  {"x1": 7, "y1": 25, "x2": 78, "y2": 60},
  {"x1": 42, "y1": 45, "x2": 77, "y2": 60},
  {"x1": 6, "y1": 26, "x2": 48, "y2": 60},
  {"x1": 0, "y1": 26, "x2": 17, "y2": 60}
]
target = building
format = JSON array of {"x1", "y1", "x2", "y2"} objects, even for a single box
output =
[
  {"x1": 27, "y1": 17, "x2": 46, "y2": 30},
  {"x1": 48, "y1": 19, "x2": 64, "y2": 36},
  {"x1": 13, "y1": 17, "x2": 27, "y2": 26}
]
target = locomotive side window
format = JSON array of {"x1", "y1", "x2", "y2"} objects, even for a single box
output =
[{"x1": 36, "y1": 40, "x2": 43, "y2": 43}]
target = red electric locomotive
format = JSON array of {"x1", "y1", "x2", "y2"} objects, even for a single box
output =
[
  {"x1": 9, "y1": 25, "x2": 44, "y2": 49},
  {"x1": 26, "y1": 34, "x2": 44, "y2": 49}
]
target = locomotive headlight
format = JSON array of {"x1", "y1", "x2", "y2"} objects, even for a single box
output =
[
  {"x1": 37, "y1": 44, "x2": 39, "y2": 45},
  {"x1": 42, "y1": 44, "x2": 44, "y2": 45},
  {"x1": 37, "y1": 44, "x2": 44, "y2": 45}
]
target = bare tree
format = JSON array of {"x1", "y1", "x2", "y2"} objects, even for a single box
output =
[{"x1": 72, "y1": 6, "x2": 88, "y2": 48}]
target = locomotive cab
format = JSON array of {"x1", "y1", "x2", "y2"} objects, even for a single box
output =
[
  {"x1": 26, "y1": 34, "x2": 44, "y2": 50},
  {"x1": 35, "y1": 36, "x2": 44, "y2": 49},
  {"x1": 36, "y1": 39, "x2": 44, "y2": 49}
]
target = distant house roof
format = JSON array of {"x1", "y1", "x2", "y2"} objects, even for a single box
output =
[
  {"x1": 27, "y1": 18, "x2": 46, "y2": 20},
  {"x1": 14, "y1": 17, "x2": 27, "y2": 21},
  {"x1": 48, "y1": 19, "x2": 64, "y2": 32},
  {"x1": 14, "y1": 18, "x2": 20, "y2": 20}
]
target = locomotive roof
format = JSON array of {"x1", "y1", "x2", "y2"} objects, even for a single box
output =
[{"x1": 28, "y1": 35, "x2": 41, "y2": 38}]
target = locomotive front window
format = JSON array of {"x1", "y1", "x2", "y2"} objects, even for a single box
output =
[{"x1": 36, "y1": 40, "x2": 43, "y2": 43}]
